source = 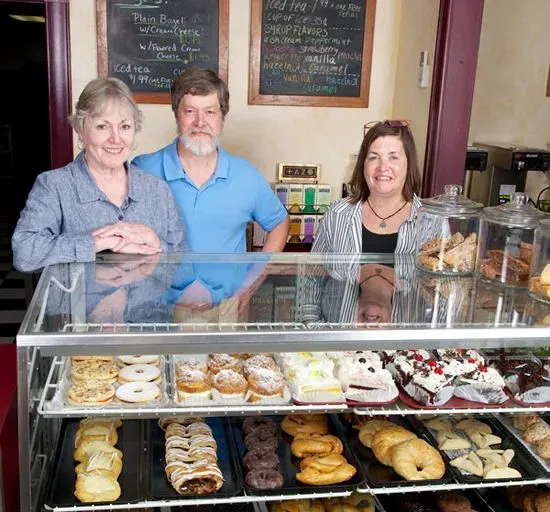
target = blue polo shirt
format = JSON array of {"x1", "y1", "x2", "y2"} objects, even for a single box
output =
[{"x1": 133, "y1": 139, "x2": 287, "y2": 252}]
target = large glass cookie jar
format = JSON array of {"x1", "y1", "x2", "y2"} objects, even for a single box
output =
[
  {"x1": 529, "y1": 218, "x2": 550, "y2": 303},
  {"x1": 416, "y1": 184, "x2": 482, "y2": 275},
  {"x1": 476, "y1": 192, "x2": 547, "y2": 287}
]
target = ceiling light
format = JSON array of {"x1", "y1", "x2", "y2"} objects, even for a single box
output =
[{"x1": 9, "y1": 15, "x2": 45, "y2": 23}]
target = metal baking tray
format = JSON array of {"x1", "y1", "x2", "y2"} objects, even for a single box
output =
[
  {"x1": 44, "y1": 419, "x2": 144, "y2": 508},
  {"x1": 334, "y1": 415, "x2": 453, "y2": 488},
  {"x1": 413, "y1": 415, "x2": 542, "y2": 484},
  {"x1": 146, "y1": 417, "x2": 242, "y2": 500},
  {"x1": 376, "y1": 489, "x2": 494, "y2": 511},
  {"x1": 230, "y1": 414, "x2": 363, "y2": 496}
]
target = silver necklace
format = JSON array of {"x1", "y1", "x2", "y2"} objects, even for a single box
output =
[{"x1": 367, "y1": 198, "x2": 409, "y2": 228}]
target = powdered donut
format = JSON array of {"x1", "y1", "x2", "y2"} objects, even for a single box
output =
[
  {"x1": 118, "y1": 364, "x2": 160, "y2": 383},
  {"x1": 243, "y1": 450, "x2": 279, "y2": 472},
  {"x1": 118, "y1": 355, "x2": 160, "y2": 366},
  {"x1": 116, "y1": 381, "x2": 160, "y2": 403},
  {"x1": 243, "y1": 416, "x2": 277, "y2": 436}
]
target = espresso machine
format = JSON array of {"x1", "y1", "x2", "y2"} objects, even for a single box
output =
[
  {"x1": 463, "y1": 146, "x2": 488, "y2": 199},
  {"x1": 468, "y1": 143, "x2": 550, "y2": 206}
]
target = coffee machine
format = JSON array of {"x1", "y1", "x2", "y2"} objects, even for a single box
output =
[
  {"x1": 463, "y1": 146, "x2": 488, "y2": 199},
  {"x1": 468, "y1": 143, "x2": 550, "y2": 206}
]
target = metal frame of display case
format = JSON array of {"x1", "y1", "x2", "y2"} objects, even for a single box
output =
[{"x1": 16, "y1": 254, "x2": 550, "y2": 511}]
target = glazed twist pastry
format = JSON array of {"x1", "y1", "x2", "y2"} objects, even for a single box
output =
[
  {"x1": 296, "y1": 454, "x2": 356, "y2": 485},
  {"x1": 281, "y1": 414, "x2": 329, "y2": 437},
  {"x1": 291, "y1": 435, "x2": 343, "y2": 458}
]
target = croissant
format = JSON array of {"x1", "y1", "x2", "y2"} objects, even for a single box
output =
[
  {"x1": 291, "y1": 435, "x2": 343, "y2": 458},
  {"x1": 296, "y1": 454, "x2": 356, "y2": 485}
]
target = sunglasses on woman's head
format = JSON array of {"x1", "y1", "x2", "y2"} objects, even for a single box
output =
[{"x1": 364, "y1": 119, "x2": 409, "y2": 135}]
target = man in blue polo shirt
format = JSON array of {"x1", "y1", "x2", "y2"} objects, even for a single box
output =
[{"x1": 133, "y1": 68, "x2": 289, "y2": 253}]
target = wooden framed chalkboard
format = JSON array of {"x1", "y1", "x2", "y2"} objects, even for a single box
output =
[
  {"x1": 96, "y1": 0, "x2": 229, "y2": 104},
  {"x1": 249, "y1": 0, "x2": 375, "y2": 107}
]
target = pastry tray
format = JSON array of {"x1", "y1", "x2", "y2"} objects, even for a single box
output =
[
  {"x1": 147, "y1": 417, "x2": 242, "y2": 500},
  {"x1": 494, "y1": 414, "x2": 550, "y2": 474},
  {"x1": 413, "y1": 415, "x2": 542, "y2": 484},
  {"x1": 476, "y1": 485, "x2": 550, "y2": 512},
  {"x1": 230, "y1": 415, "x2": 363, "y2": 496},
  {"x1": 44, "y1": 419, "x2": 144, "y2": 508},
  {"x1": 376, "y1": 489, "x2": 495, "y2": 512},
  {"x1": 333, "y1": 415, "x2": 453, "y2": 488},
  {"x1": 46, "y1": 356, "x2": 171, "y2": 411},
  {"x1": 398, "y1": 388, "x2": 511, "y2": 410}
]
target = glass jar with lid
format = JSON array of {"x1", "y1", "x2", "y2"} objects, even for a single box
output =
[
  {"x1": 528, "y1": 218, "x2": 550, "y2": 303},
  {"x1": 416, "y1": 184, "x2": 482, "y2": 275},
  {"x1": 476, "y1": 192, "x2": 547, "y2": 287}
]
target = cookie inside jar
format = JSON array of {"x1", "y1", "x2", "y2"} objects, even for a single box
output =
[{"x1": 416, "y1": 185, "x2": 482, "y2": 275}]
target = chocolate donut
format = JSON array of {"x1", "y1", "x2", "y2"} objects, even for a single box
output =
[
  {"x1": 245, "y1": 436, "x2": 279, "y2": 453},
  {"x1": 245, "y1": 438, "x2": 279, "y2": 455},
  {"x1": 243, "y1": 450, "x2": 279, "y2": 472},
  {"x1": 244, "y1": 424, "x2": 277, "y2": 447},
  {"x1": 244, "y1": 468, "x2": 284, "y2": 489},
  {"x1": 242, "y1": 416, "x2": 277, "y2": 437}
]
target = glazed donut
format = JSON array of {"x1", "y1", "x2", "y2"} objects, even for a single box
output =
[
  {"x1": 246, "y1": 437, "x2": 279, "y2": 455},
  {"x1": 244, "y1": 468, "x2": 284, "y2": 489},
  {"x1": 243, "y1": 450, "x2": 280, "y2": 471},
  {"x1": 158, "y1": 416, "x2": 203, "y2": 430},
  {"x1": 281, "y1": 414, "x2": 329, "y2": 437},
  {"x1": 243, "y1": 416, "x2": 277, "y2": 436},
  {"x1": 290, "y1": 434, "x2": 343, "y2": 458},
  {"x1": 358, "y1": 419, "x2": 395, "y2": 448},
  {"x1": 115, "y1": 381, "x2": 160, "y2": 403},
  {"x1": 371, "y1": 426, "x2": 417, "y2": 466},
  {"x1": 391, "y1": 438, "x2": 445, "y2": 480},
  {"x1": 118, "y1": 363, "x2": 161, "y2": 383},
  {"x1": 118, "y1": 355, "x2": 159, "y2": 366}
]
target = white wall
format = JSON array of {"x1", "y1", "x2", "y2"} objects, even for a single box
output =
[
  {"x1": 469, "y1": 0, "x2": 550, "y2": 200},
  {"x1": 391, "y1": 0, "x2": 439, "y2": 173},
  {"x1": 70, "y1": 0, "x2": 408, "y2": 199}
]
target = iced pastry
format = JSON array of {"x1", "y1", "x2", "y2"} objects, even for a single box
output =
[
  {"x1": 333, "y1": 353, "x2": 398, "y2": 403},
  {"x1": 401, "y1": 360, "x2": 456, "y2": 406},
  {"x1": 453, "y1": 363, "x2": 507, "y2": 404},
  {"x1": 496, "y1": 359, "x2": 550, "y2": 403}
]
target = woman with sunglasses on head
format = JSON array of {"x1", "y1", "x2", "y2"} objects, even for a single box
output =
[{"x1": 313, "y1": 120, "x2": 421, "y2": 254}]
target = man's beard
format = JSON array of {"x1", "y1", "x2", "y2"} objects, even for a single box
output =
[{"x1": 179, "y1": 131, "x2": 219, "y2": 157}]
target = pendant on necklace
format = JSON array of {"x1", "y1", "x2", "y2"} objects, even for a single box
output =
[{"x1": 379, "y1": 220, "x2": 386, "y2": 228}]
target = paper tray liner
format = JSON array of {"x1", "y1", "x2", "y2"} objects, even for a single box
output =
[
  {"x1": 505, "y1": 388, "x2": 550, "y2": 408},
  {"x1": 45, "y1": 419, "x2": 143, "y2": 508},
  {"x1": 230, "y1": 414, "x2": 362, "y2": 496},
  {"x1": 399, "y1": 388, "x2": 511, "y2": 409},
  {"x1": 334, "y1": 414, "x2": 453, "y2": 488},
  {"x1": 411, "y1": 415, "x2": 542, "y2": 484},
  {"x1": 376, "y1": 489, "x2": 494, "y2": 512},
  {"x1": 147, "y1": 417, "x2": 241, "y2": 500}
]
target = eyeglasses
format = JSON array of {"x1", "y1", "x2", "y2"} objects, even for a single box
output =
[{"x1": 364, "y1": 119, "x2": 409, "y2": 135}]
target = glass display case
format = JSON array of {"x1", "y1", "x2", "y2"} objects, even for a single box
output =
[{"x1": 17, "y1": 253, "x2": 550, "y2": 511}]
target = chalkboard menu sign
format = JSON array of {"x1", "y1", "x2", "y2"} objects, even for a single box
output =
[
  {"x1": 249, "y1": 0, "x2": 375, "y2": 107},
  {"x1": 96, "y1": 0, "x2": 229, "y2": 104}
]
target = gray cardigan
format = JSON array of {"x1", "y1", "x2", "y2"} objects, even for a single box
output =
[{"x1": 12, "y1": 152, "x2": 187, "y2": 272}]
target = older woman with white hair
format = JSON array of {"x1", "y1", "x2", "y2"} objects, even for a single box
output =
[{"x1": 12, "y1": 78, "x2": 187, "y2": 272}]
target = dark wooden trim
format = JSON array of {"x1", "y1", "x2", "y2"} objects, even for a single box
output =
[
  {"x1": 96, "y1": 0, "x2": 229, "y2": 104},
  {"x1": 421, "y1": 0, "x2": 484, "y2": 197},
  {"x1": 546, "y1": 63, "x2": 550, "y2": 97},
  {"x1": 45, "y1": 0, "x2": 73, "y2": 168},
  {"x1": 248, "y1": 0, "x2": 376, "y2": 107}
]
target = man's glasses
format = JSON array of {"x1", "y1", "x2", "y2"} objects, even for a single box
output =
[{"x1": 364, "y1": 119, "x2": 409, "y2": 135}]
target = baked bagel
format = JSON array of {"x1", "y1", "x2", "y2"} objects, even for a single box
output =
[
  {"x1": 391, "y1": 438, "x2": 445, "y2": 480},
  {"x1": 358, "y1": 420, "x2": 394, "y2": 448},
  {"x1": 291, "y1": 434, "x2": 343, "y2": 458},
  {"x1": 281, "y1": 414, "x2": 329, "y2": 437},
  {"x1": 371, "y1": 426, "x2": 417, "y2": 466},
  {"x1": 296, "y1": 454, "x2": 356, "y2": 485}
]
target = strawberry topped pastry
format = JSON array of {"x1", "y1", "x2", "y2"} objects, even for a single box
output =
[
  {"x1": 384, "y1": 349, "x2": 431, "y2": 384},
  {"x1": 401, "y1": 358, "x2": 457, "y2": 406}
]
